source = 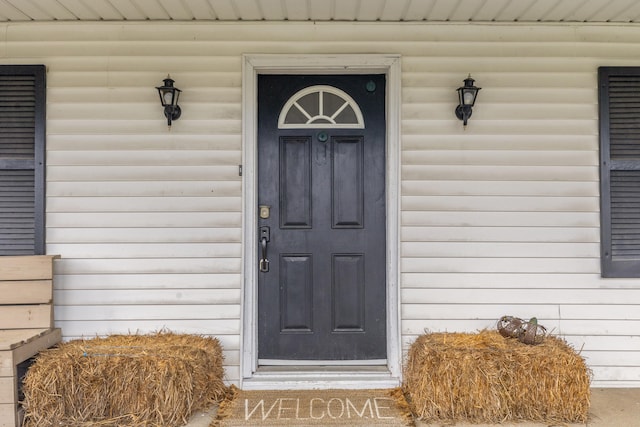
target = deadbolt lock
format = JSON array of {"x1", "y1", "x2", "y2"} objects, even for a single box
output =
[{"x1": 259, "y1": 205, "x2": 271, "y2": 219}]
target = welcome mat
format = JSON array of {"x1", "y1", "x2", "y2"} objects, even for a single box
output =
[{"x1": 214, "y1": 387, "x2": 414, "y2": 426}]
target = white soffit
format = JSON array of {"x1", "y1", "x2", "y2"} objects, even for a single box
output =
[{"x1": 1, "y1": 0, "x2": 640, "y2": 23}]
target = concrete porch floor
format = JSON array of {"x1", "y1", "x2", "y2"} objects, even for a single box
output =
[{"x1": 184, "y1": 388, "x2": 640, "y2": 427}]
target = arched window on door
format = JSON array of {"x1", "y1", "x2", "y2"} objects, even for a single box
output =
[{"x1": 278, "y1": 85, "x2": 364, "y2": 129}]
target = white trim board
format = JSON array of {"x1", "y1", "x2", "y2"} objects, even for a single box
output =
[{"x1": 241, "y1": 54, "x2": 402, "y2": 390}]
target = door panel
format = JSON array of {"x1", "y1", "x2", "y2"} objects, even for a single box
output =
[
  {"x1": 280, "y1": 255, "x2": 313, "y2": 331},
  {"x1": 280, "y1": 136, "x2": 312, "y2": 228},
  {"x1": 333, "y1": 137, "x2": 364, "y2": 228},
  {"x1": 333, "y1": 254, "x2": 365, "y2": 331},
  {"x1": 257, "y1": 74, "x2": 386, "y2": 361}
]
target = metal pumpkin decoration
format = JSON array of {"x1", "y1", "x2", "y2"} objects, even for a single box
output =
[
  {"x1": 497, "y1": 315, "x2": 524, "y2": 339},
  {"x1": 497, "y1": 315, "x2": 547, "y2": 345},
  {"x1": 519, "y1": 317, "x2": 547, "y2": 345}
]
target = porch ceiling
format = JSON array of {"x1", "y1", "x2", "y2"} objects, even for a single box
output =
[{"x1": 1, "y1": 0, "x2": 640, "y2": 23}]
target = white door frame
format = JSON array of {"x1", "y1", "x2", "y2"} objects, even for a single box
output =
[{"x1": 241, "y1": 54, "x2": 401, "y2": 389}]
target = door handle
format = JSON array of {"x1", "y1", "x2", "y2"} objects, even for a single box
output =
[{"x1": 259, "y1": 226, "x2": 270, "y2": 272}]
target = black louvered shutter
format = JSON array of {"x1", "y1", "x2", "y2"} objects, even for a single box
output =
[
  {"x1": 0, "y1": 65, "x2": 45, "y2": 255},
  {"x1": 599, "y1": 67, "x2": 640, "y2": 277}
]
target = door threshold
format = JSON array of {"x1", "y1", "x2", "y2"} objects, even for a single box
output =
[
  {"x1": 242, "y1": 365, "x2": 401, "y2": 390},
  {"x1": 258, "y1": 359, "x2": 387, "y2": 366}
]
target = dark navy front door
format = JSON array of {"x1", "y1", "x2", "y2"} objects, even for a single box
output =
[{"x1": 257, "y1": 74, "x2": 386, "y2": 361}]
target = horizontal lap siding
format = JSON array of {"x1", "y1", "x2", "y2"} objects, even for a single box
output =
[
  {"x1": 1, "y1": 21, "x2": 639, "y2": 385},
  {"x1": 399, "y1": 25, "x2": 639, "y2": 387},
  {"x1": 4, "y1": 24, "x2": 247, "y2": 382}
]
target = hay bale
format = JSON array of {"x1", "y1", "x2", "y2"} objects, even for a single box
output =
[
  {"x1": 21, "y1": 332, "x2": 227, "y2": 427},
  {"x1": 404, "y1": 330, "x2": 591, "y2": 424}
]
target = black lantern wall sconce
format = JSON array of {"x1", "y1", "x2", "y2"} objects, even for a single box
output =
[
  {"x1": 156, "y1": 75, "x2": 182, "y2": 127},
  {"x1": 455, "y1": 75, "x2": 481, "y2": 127}
]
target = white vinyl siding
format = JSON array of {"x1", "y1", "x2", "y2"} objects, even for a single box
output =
[{"x1": 2, "y1": 21, "x2": 639, "y2": 386}]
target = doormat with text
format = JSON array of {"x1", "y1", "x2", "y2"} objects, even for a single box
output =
[{"x1": 214, "y1": 387, "x2": 414, "y2": 426}]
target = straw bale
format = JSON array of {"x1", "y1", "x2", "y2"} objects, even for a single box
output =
[
  {"x1": 404, "y1": 330, "x2": 591, "y2": 424},
  {"x1": 21, "y1": 332, "x2": 227, "y2": 427}
]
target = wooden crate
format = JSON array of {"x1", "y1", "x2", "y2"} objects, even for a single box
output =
[{"x1": 0, "y1": 255, "x2": 61, "y2": 427}]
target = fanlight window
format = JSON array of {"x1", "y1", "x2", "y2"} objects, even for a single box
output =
[{"x1": 278, "y1": 85, "x2": 364, "y2": 129}]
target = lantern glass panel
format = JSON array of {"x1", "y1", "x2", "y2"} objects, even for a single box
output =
[
  {"x1": 162, "y1": 90, "x2": 174, "y2": 106},
  {"x1": 463, "y1": 90, "x2": 476, "y2": 106}
]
